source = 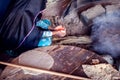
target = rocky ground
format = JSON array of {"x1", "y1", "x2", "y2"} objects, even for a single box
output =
[{"x1": 0, "y1": 0, "x2": 120, "y2": 80}]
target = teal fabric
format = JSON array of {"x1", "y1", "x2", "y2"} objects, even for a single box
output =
[
  {"x1": 38, "y1": 37, "x2": 52, "y2": 47},
  {"x1": 36, "y1": 19, "x2": 51, "y2": 29},
  {"x1": 42, "y1": 31, "x2": 52, "y2": 37},
  {"x1": 5, "y1": 50, "x2": 18, "y2": 57},
  {"x1": 38, "y1": 31, "x2": 52, "y2": 47},
  {"x1": 36, "y1": 19, "x2": 52, "y2": 47}
]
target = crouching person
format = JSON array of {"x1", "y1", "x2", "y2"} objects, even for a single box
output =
[
  {"x1": 0, "y1": 0, "x2": 66, "y2": 57},
  {"x1": 36, "y1": 19, "x2": 66, "y2": 47}
]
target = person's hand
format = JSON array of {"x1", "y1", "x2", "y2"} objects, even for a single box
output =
[
  {"x1": 54, "y1": 25, "x2": 65, "y2": 31},
  {"x1": 52, "y1": 30, "x2": 66, "y2": 37},
  {"x1": 52, "y1": 27, "x2": 66, "y2": 37}
]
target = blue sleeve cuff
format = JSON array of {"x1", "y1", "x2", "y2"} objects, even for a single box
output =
[
  {"x1": 42, "y1": 31, "x2": 52, "y2": 37},
  {"x1": 38, "y1": 31, "x2": 52, "y2": 47},
  {"x1": 36, "y1": 19, "x2": 51, "y2": 29},
  {"x1": 38, "y1": 37, "x2": 52, "y2": 47}
]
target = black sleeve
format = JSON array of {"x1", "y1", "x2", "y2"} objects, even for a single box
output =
[{"x1": 0, "y1": 0, "x2": 47, "y2": 53}]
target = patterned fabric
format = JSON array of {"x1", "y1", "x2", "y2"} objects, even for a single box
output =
[
  {"x1": 36, "y1": 19, "x2": 51, "y2": 29},
  {"x1": 36, "y1": 19, "x2": 52, "y2": 47},
  {"x1": 38, "y1": 31, "x2": 52, "y2": 47},
  {"x1": 42, "y1": 31, "x2": 52, "y2": 37}
]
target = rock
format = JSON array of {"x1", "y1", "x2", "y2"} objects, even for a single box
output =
[
  {"x1": 81, "y1": 5, "x2": 105, "y2": 25},
  {"x1": 43, "y1": 0, "x2": 91, "y2": 36},
  {"x1": 53, "y1": 36, "x2": 92, "y2": 49},
  {"x1": 101, "y1": 55, "x2": 114, "y2": 65},
  {"x1": 105, "y1": 4, "x2": 120, "y2": 13},
  {"x1": 0, "y1": 69, "x2": 3, "y2": 75},
  {"x1": 19, "y1": 50, "x2": 54, "y2": 69},
  {"x1": 0, "y1": 45, "x2": 107, "y2": 80},
  {"x1": 82, "y1": 64, "x2": 120, "y2": 80},
  {"x1": 43, "y1": 0, "x2": 71, "y2": 17},
  {"x1": 114, "y1": 59, "x2": 120, "y2": 71},
  {"x1": 91, "y1": 9, "x2": 120, "y2": 58},
  {"x1": 62, "y1": 10, "x2": 88, "y2": 35},
  {"x1": 91, "y1": 59, "x2": 100, "y2": 64},
  {"x1": 47, "y1": 0, "x2": 58, "y2": 3},
  {"x1": 77, "y1": 0, "x2": 92, "y2": 6},
  {"x1": 57, "y1": 36, "x2": 92, "y2": 45},
  {"x1": 108, "y1": 0, "x2": 120, "y2": 3}
]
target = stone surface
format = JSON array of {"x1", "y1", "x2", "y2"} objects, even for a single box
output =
[
  {"x1": 101, "y1": 55, "x2": 114, "y2": 65},
  {"x1": 81, "y1": 5, "x2": 105, "y2": 25},
  {"x1": 1, "y1": 0, "x2": 120, "y2": 80},
  {"x1": 43, "y1": 0, "x2": 94, "y2": 36},
  {"x1": 0, "y1": 45, "x2": 107, "y2": 80},
  {"x1": 105, "y1": 4, "x2": 120, "y2": 13},
  {"x1": 82, "y1": 64, "x2": 120, "y2": 80},
  {"x1": 58, "y1": 36, "x2": 92, "y2": 45},
  {"x1": 91, "y1": 8, "x2": 120, "y2": 58},
  {"x1": 62, "y1": 10, "x2": 88, "y2": 35},
  {"x1": 43, "y1": 0, "x2": 71, "y2": 17},
  {"x1": 108, "y1": 0, "x2": 120, "y2": 3},
  {"x1": 19, "y1": 50, "x2": 54, "y2": 69},
  {"x1": 53, "y1": 36, "x2": 92, "y2": 49}
]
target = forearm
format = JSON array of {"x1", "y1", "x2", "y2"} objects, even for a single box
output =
[{"x1": 48, "y1": 26, "x2": 55, "y2": 31}]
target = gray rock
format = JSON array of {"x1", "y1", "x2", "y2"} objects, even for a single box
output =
[
  {"x1": 58, "y1": 36, "x2": 92, "y2": 45},
  {"x1": 43, "y1": 0, "x2": 71, "y2": 17},
  {"x1": 105, "y1": 4, "x2": 120, "y2": 13},
  {"x1": 43, "y1": 0, "x2": 92, "y2": 36},
  {"x1": 81, "y1": 5, "x2": 105, "y2": 25},
  {"x1": 82, "y1": 64, "x2": 120, "y2": 80},
  {"x1": 101, "y1": 55, "x2": 114, "y2": 65},
  {"x1": 0, "y1": 45, "x2": 107, "y2": 80},
  {"x1": 19, "y1": 50, "x2": 54, "y2": 70},
  {"x1": 91, "y1": 9, "x2": 120, "y2": 58},
  {"x1": 62, "y1": 10, "x2": 87, "y2": 35}
]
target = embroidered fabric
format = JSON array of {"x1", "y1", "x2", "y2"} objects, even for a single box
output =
[
  {"x1": 36, "y1": 19, "x2": 52, "y2": 47},
  {"x1": 38, "y1": 31, "x2": 52, "y2": 47}
]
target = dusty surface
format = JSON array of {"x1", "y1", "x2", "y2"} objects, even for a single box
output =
[
  {"x1": 19, "y1": 50, "x2": 54, "y2": 70},
  {"x1": 83, "y1": 64, "x2": 120, "y2": 80},
  {"x1": 0, "y1": 45, "x2": 107, "y2": 80},
  {"x1": 0, "y1": 0, "x2": 120, "y2": 80},
  {"x1": 53, "y1": 36, "x2": 92, "y2": 45}
]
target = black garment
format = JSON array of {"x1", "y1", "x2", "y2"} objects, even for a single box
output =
[
  {"x1": 0, "y1": 0, "x2": 11, "y2": 20},
  {"x1": 0, "y1": 0, "x2": 46, "y2": 53}
]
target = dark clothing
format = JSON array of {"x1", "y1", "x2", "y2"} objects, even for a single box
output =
[
  {"x1": 0, "y1": 0, "x2": 12, "y2": 20},
  {"x1": 0, "y1": 0, "x2": 46, "y2": 53}
]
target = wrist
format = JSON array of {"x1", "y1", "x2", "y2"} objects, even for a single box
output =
[
  {"x1": 48, "y1": 26, "x2": 54, "y2": 30},
  {"x1": 52, "y1": 31, "x2": 57, "y2": 36}
]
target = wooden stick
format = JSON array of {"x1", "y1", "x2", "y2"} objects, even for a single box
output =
[{"x1": 0, "y1": 61, "x2": 91, "y2": 80}]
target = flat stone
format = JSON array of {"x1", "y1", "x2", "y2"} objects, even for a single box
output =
[
  {"x1": 82, "y1": 64, "x2": 120, "y2": 80},
  {"x1": 43, "y1": 0, "x2": 71, "y2": 17},
  {"x1": 105, "y1": 4, "x2": 120, "y2": 13},
  {"x1": 19, "y1": 50, "x2": 54, "y2": 70},
  {"x1": 101, "y1": 55, "x2": 114, "y2": 65},
  {"x1": 0, "y1": 45, "x2": 107, "y2": 80},
  {"x1": 91, "y1": 9, "x2": 120, "y2": 58},
  {"x1": 58, "y1": 36, "x2": 92, "y2": 45},
  {"x1": 81, "y1": 5, "x2": 105, "y2": 25},
  {"x1": 62, "y1": 10, "x2": 88, "y2": 35}
]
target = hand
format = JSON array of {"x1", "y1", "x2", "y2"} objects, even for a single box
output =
[
  {"x1": 48, "y1": 25, "x2": 65, "y2": 31},
  {"x1": 52, "y1": 29, "x2": 66, "y2": 37},
  {"x1": 54, "y1": 25, "x2": 65, "y2": 31}
]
